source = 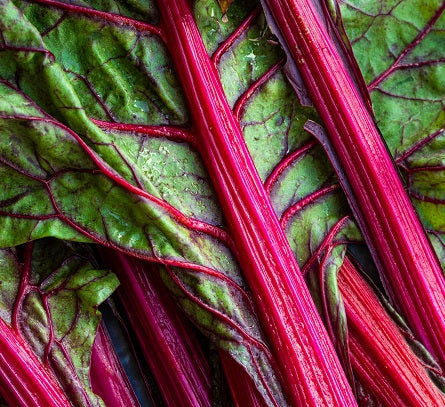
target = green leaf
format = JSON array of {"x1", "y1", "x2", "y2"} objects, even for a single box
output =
[{"x1": 0, "y1": 238, "x2": 119, "y2": 406}]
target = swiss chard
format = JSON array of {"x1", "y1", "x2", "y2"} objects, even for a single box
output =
[{"x1": 0, "y1": 0, "x2": 444, "y2": 405}]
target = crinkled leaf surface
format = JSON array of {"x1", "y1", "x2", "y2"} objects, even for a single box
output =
[
  {"x1": 195, "y1": 0, "x2": 360, "y2": 266},
  {"x1": 0, "y1": 238, "x2": 118, "y2": 406},
  {"x1": 339, "y1": 0, "x2": 445, "y2": 269}
]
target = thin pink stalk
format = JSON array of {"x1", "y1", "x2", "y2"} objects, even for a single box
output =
[
  {"x1": 262, "y1": 0, "x2": 445, "y2": 367},
  {"x1": 101, "y1": 251, "x2": 212, "y2": 407},
  {"x1": 90, "y1": 323, "x2": 140, "y2": 407},
  {"x1": 157, "y1": 1, "x2": 357, "y2": 405}
]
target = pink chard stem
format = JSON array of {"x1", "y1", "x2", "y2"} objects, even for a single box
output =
[
  {"x1": 261, "y1": 0, "x2": 445, "y2": 367},
  {"x1": 100, "y1": 251, "x2": 212, "y2": 407},
  {"x1": 220, "y1": 351, "x2": 268, "y2": 407},
  {"x1": 90, "y1": 323, "x2": 140, "y2": 407},
  {"x1": 156, "y1": 1, "x2": 357, "y2": 406},
  {"x1": 0, "y1": 318, "x2": 70, "y2": 407},
  {"x1": 339, "y1": 258, "x2": 445, "y2": 407}
]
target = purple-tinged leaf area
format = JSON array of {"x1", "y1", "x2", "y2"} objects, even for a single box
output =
[
  {"x1": 339, "y1": 0, "x2": 445, "y2": 269},
  {"x1": 0, "y1": 238, "x2": 119, "y2": 406}
]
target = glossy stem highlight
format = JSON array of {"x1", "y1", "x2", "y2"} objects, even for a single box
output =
[{"x1": 157, "y1": 1, "x2": 357, "y2": 405}]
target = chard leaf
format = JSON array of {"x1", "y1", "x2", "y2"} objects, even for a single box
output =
[
  {"x1": 5, "y1": 0, "x2": 442, "y2": 402},
  {"x1": 0, "y1": 238, "x2": 119, "y2": 406},
  {"x1": 339, "y1": 0, "x2": 445, "y2": 269},
  {"x1": 0, "y1": 0, "x2": 362, "y2": 401}
]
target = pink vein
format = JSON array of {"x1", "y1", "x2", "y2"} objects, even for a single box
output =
[
  {"x1": 396, "y1": 127, "x2": 444, "y2": 163},
  {"x1": 28, "y1": 0, "x2": 164, "y2": 39},
  {"x1": 408, "y1": 164, "x2": 445, "y2": 172},
  {"x1": 394, "y1": 58, "x2": 445, "y2": 71},
  {"x1": 90, "y1": 118, "x2": 197, "y2": 147},
  {"x1": 280, "y1": 184, "x2": 341, "y2": 229},
  {"x1": 211, "y1": 7, "x2": 261, "y2": 67},
  {"x1": 233, "y1": 58, "x2": 285, "y2": 121},
  {"x1": 409, "y1": 191, "x2": 445, "y2": 205},
  {"x1": 301, "y1": 216, "x2": 352, "y2": 276},
  {"x1": 368, "y1": 3, "x2": 445, "y2": 90},
  {"x1": 11, "y1": 242, "x2": 33, "y2": 331},
  {"x1": 264, "y1": 139, "x2": 317, "y2": 195},
  {"x1": 165, "y1": 266, "x2": 273, "y2": 359},
  {"x1": 2, "y1": 114, "x2": 232, "y2": 247},
  {"x1": 0, "y1": 45, "x2": 55, "y2": 60}
]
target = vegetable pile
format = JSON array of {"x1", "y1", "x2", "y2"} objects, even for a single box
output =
[{"x1": 0, "y1": 0, "x2": 444, "y2": 405}]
